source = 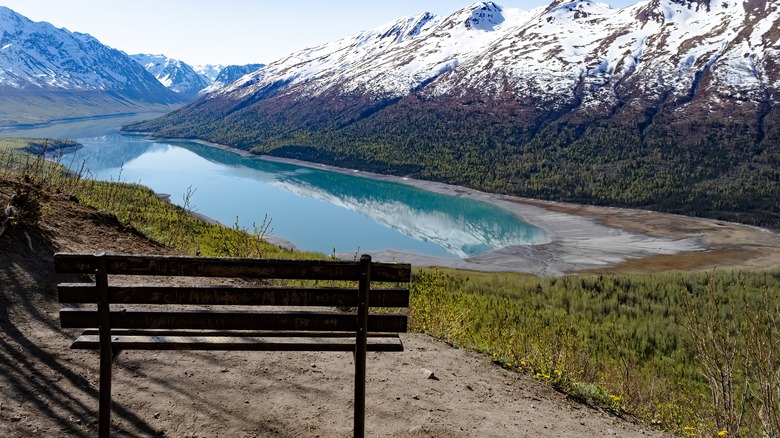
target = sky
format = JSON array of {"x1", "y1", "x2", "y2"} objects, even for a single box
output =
[{"x1": 0, "y1": 0, "x2": 640, "y2": 67}]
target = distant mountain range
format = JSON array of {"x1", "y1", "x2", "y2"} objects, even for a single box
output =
[
  {"x1": 130, "y1": 54, "x2": 210, "y2": 99},
  {"x1": 0, "y1": 6, "x2": 264, "y2": 124},
  {"x1": 200, "y1": 63, "x2": 265, "y2": 95},
  {"x1": 0, "y1": 6, "x2": 186, "y2": 124},
  {"x1": 192, "y1": 64, "x2": 224, "y2": 83},
  {"x1": 130, "y1": 55, "x2": 265, "y2": 99},
  {"x1": 130, "y1": 0, "x2": 780, "y2": 228}
]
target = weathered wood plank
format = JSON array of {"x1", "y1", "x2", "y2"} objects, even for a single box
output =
[
  {"x1": 54, "y1": 253, "x2": 411, "y2": 282},
  {"x1": 79, "y1": 329, "x2": 404, "y2": 338},
  {"x1": 70, "y1": 334, "x2": 404, "y2": 352},
  {"x1": 58, "y1": 284, "x2": 410, "y2": 307},
  {"x1": 60, "y1": 309, "x2": 408, "y2": 332}
]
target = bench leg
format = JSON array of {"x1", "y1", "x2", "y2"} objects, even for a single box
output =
[
  {"x1": 98, "y1": 347, "x2": 112, "y2": 438},
  {"x1": 96, "y1": 253, "x2": 113, "y2": 438},
  {"x1": 354, "y1": 255, "x2": 370, "y2": 438}
]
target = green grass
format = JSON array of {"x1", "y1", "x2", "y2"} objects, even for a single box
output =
[
  {"x1": 0, "y1": 91, "x2": 179, "y2": 125},
  {"x1": 74, "y1": 178, "x2": 323, "y2": 259},
  {"x1": 0, "y1": 137, "x2": 33, "y2": 150},
  {"x1": 0, "y1": 137, "x2": 81, "y2": 155},
  {"x1": 409, "y1": 268, "x2": 780, "y2": 437}
]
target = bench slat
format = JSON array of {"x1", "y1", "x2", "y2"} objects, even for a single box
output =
[
  {"x1": 58, "y1": 284, "x2": 409, "y2": 307},
  {"x1": 60, "y1": 309, "x2": 408, "y2": 332},
  {"x1": 79, "y1": 329, "x2": 403, "y2": 338},
  {"x1": 54, "y1": 253, "x2": 411, "y2": 282},
  {"x1": 70, "y1": 333, "x2": 404, "y2": 352}
]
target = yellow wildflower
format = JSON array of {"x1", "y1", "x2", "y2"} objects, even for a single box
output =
[{"x1": 718, "y1": 430, "x2": 728, "y2": 436}]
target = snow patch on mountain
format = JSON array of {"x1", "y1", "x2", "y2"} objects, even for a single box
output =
[
  {"x1": 131, "y1": 54, "x2": 209, "y2": 98},
  {"x1": 201, "y1": 63, "x2": 265, "y2": 94},
  {"x1": 464, "y1": 2, "x2": 505, "y2": 30},
  {"x1": 212, "y1": 0, "x2": 779, "y2": 108},
  {"x1": 0, "y1": 6, "x2": 176, "y2": 103},
  {"x1": 193, "y1": 64, "x2": 224, "y2": 83}
]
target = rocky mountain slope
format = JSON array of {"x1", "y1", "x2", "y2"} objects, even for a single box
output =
[
  {"x1": 131, "y1": 54, "x2": 210, "y2": 99},
  {"x1": 192, "y1": 63, "x2": 224, "y2": 83},
  {"x1": 200, "y1": 63, "x2": 265, "y2": 94},
  {"x1": 131, "y1": 55, "x2": 265, "y2": 99},
  {"x1": 0, "y1": 7, "x2": 185, "y2": 125},
  {"x1": 154, "y1": 0, "x2": 778, "y2": 109},
  {"x1": 130, "y1": 0, "x2": 780, "y2": 228}
]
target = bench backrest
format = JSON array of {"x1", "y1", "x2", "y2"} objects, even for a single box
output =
[{"x1": 55, "y1": 253, "x2": 411, "y2": 335}]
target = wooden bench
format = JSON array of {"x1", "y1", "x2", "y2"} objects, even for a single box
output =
[{"x1": 54, "y1": 252, "x2": 411, "y2": 438}]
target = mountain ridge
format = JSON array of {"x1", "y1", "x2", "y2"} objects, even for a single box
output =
[
  {"x1": 130, "y1": 54, "x2": 267, "y2": 99},
  {"x1": 0, "y1": 6, "x2": 185, "y2": 124},
  {"x1": 130, "y1": 54, "x2": 210, "y2": 99},
  {"x1": 200, "y1": 63, "x2": 266, "y2": 95}
]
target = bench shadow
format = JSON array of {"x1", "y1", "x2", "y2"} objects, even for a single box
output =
[
  {"x1": 112, "y1": 349, "x2": 341, "y2": 436},
  {"x1": 0, "y1": 249, "x2": 160, "y2": 437},
  {"x1": 2, "y1": 276, "x2": 332, "y2": 435}
]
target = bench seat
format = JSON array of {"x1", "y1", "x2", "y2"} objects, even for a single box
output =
[{"x1": 70, "y1": 329, "x2": 404, "y2": 351}]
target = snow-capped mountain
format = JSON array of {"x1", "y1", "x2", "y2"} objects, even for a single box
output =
[
  {"x1": 201, "y1": 63, "x2": 265, "y2": 94},
  {"x1": 131, "y1": 54, "x2": 209, "y2": 99},
  {"x1": 193, "y1": 64, "x2": 224, "y2": 83},
  {"x1": 128, "y1": 0, "x2": 780, "y2": 228},
  {"x1": 0, "y1": 7, "x2": 181, "y2": 98},
  {"x1": 131, "y1": 56, "x2": 266, "y2": 99},
  {"x1": 211, "y1": 0, "x2": 777, "y2": 108},
  {"x1": 0, "y1": 6, "x2": 184, "y2": 124},
  {"x1": 139, "y1": 0, "x2": 779, "y2": 146}
]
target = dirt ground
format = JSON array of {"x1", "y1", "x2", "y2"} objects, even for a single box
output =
[{"x1": 0, "y1": 184, "x2": 675, "y2": 437}]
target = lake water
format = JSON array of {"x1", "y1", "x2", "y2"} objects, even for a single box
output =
[{"x1": 4, "y1": 116, "x2": 548, "y2": 258}]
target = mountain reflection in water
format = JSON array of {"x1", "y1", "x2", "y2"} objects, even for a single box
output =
[{"x1": 61, "y1": 135, "x2": 548, "y2": 258}]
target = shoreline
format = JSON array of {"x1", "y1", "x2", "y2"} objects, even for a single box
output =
[
  {"x1": 154, "y1": 192, "x2": 298, "y2": 251},
  {"x1": 147, "y1": 135, "x2": 780, "y2": 275}
]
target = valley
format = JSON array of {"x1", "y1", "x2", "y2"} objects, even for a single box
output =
[
  {"x1": 129, "y1": 0, "x2": 779, "y2": 230},
  {"x1": 16, "y1": 113, "x2": 773, "y2": 276},
  {"x1": 1, "y1": 0, "x2": 779, "y2": 436}
]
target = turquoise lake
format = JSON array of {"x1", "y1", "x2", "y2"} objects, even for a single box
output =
[{"x1": 4, "y1": 116, "x2": 548, "y2": 258}]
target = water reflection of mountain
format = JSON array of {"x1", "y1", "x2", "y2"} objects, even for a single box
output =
[
  {"x1": 273, "y1": 173, "x2": 548, "y2": 258},
  {"x1": 166, "y1": 142, "x2": 549, "y2": 257},
  {"x1": 64, "y1": 136, "x2": 167, "y2": 171},
  {"x1": 169, "y1": 141, "x2": 247, "y2": 167},
  {"x1": 63, "y1": 137, "x2": 549, "y2": 258}
]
